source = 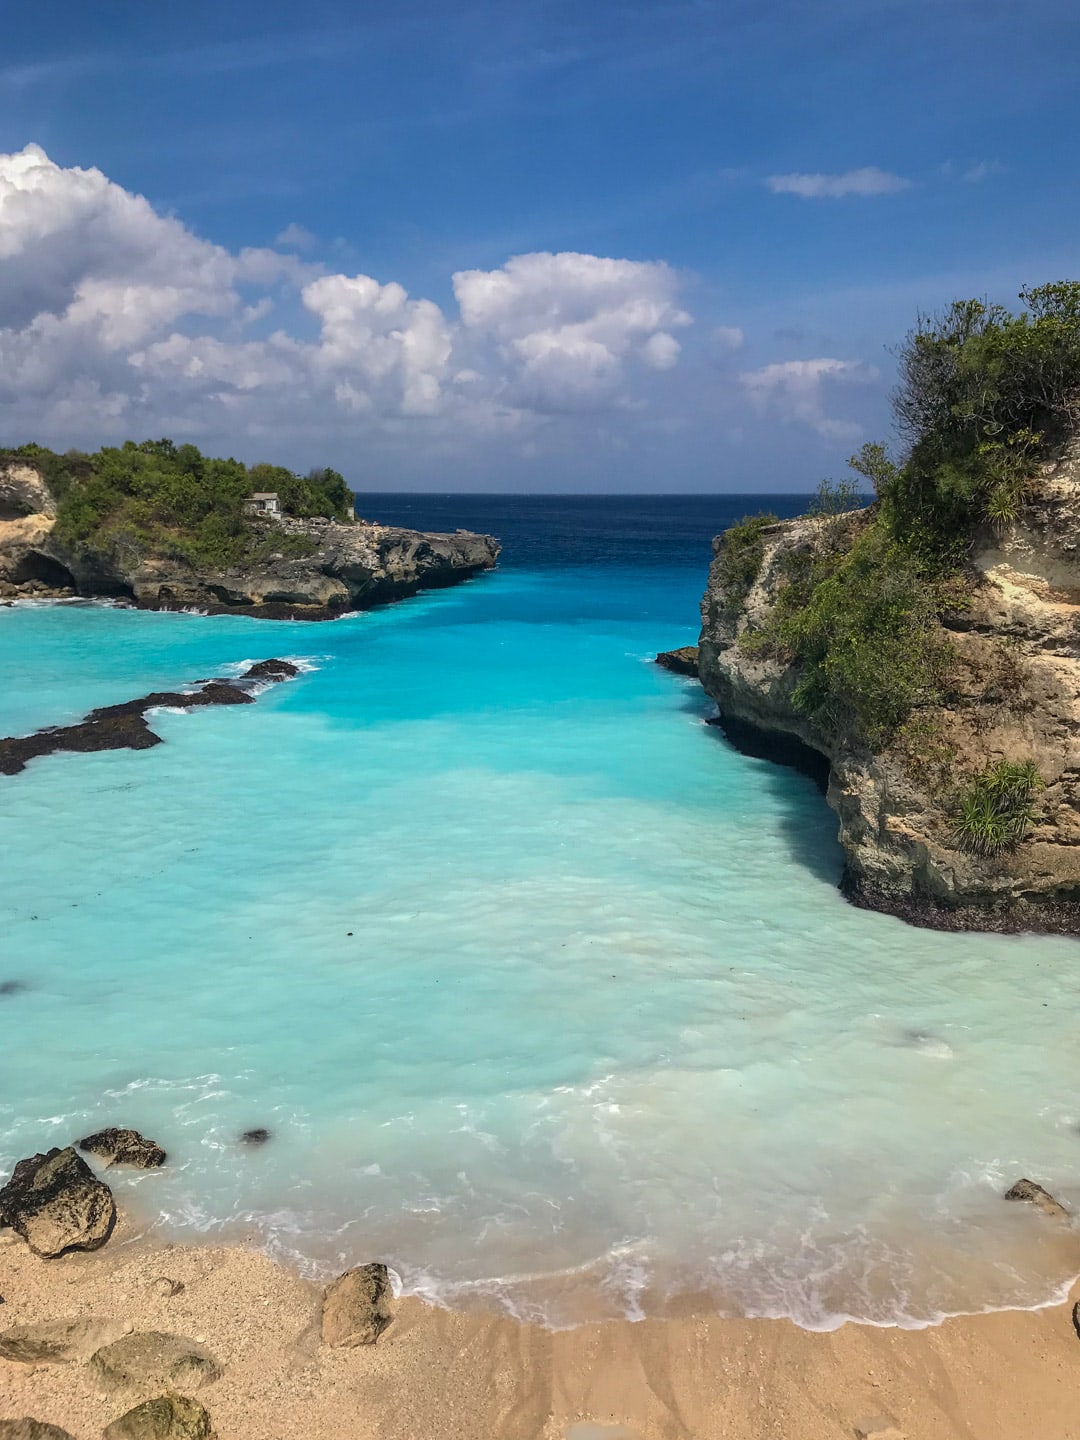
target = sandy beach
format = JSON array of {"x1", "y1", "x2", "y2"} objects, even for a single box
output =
[{"x1": 3, "y1": 1216, "x2": 1080, "y2": 1440}]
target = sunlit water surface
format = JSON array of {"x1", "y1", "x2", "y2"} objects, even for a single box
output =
[{"x1": 3, "y1": 494, "x2": 1080, "y2": 1329}]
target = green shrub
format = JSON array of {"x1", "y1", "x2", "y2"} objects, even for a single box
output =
[
  {"x1": 715, "y1": 513, "x2": 778, "y2": 610},
  {"x1": 807, "y1": 477, "x2": 863, "y2": 517},
  {"x1": 954, "y1": 759, "x2": 1045, "y2": 855}
]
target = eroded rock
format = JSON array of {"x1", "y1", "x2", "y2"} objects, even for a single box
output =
[
  {"x1": 0, "y1": 1421, "x2": 78, "y2": 1440},
  {"x1": 78, "y1": 1128, "x2": 167, "y2": 1169},
  {"x1": 1004, "y1": 1177, "x2": 1070, "y2": 1220},
  {"x1": 321, "y1": 1263, "x2": 392, "y2": 1346},
  {"x1": 0, "y1": 1147, "x2": 116, "y2": 1257},
  {"x1": 102, "y1": 1394, "x2": 213, "y2": 1440},
  {"x1": 90, "y1": 1332, "x2": 222, "y2": 1393},
  {"x1": 0, "y1": 1316, "x2": 129, "y2": 1364},
  {"x1": 655, "y1": 645, "x2": 700, "y2": 677},
  {"x1": 238, "y1": 1128, "x2": 270, "y2": 1146}
]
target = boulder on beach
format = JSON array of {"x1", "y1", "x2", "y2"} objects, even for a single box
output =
[
  {"x1": 654, "y1": 645, "x2": 700, "y2": 678},
  {"x1": 0, "y1": 1421, "x2": 78, "y2": 1440},
  {"x1": 0, "y1": 1316, "x2": 130, "y2": 1364},
  {"x1": 0, "y1": 1147, "x2": 116, "y2": 1257},
  {"x1": 102, "y1": 1393, "x2": 213, "y2": 1440},
  {"x1": 321, "y1": 1263, "x2": 392, "y2": 1346},
  {"x1": 78, "y1": 1128, "x2": 167, "y2": 1169},
  {"x1": 1004, "y1": 1177, "x2": 1070, "y2": 1221},
  {"x1": 91, "y1": 1332, "x2": 222, "y2": 1393}
]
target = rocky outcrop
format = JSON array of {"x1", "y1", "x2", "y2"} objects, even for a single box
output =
[
  {"x1": 91, "y1": 1332, "x2": 222, "y2": 1393},
  {"x1": 0, "y1": 458, "x2": 499, "y2": 616},
  {"x1": 655, "y1": 645, "x2": 700, "y2": 677},
  {"x1": 699, "y1": 437, "x2": 1080, "y2": 933},
  {"x1": 79, "y1": 1128, "x2": 167, "y2": 1169},
  {"x1": 321, "y1": 1264, "x2": 392, "y2": 1346},
  {"x1": 0, "y1": 660, "x2": 298, "y2": 776},
  {"x1": 102, "y1": 1394, "x2": 214, "y2": 1440},
  {"x1": 1004, "y1": 1178, "x2": 1071, "y2": 1221},
  {"x1": 0, "y1": 1422, "x2": 77, "y2": 1440},
  {"x1": 0, "y1": 1147, "x2": 116, "y2": 1257}
]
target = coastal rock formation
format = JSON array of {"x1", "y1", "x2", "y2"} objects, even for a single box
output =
[
  {"x1": 102, "y1": 1394, "x2": 214, "y2": 1440},
  {"x1": 1004, "y1": 1178, "x2": 1070, "y2": 1221},
  {"x1": 0, "y1": 456, "x2": 499, "y2": 617},
  {"x1": 655, "y1": 645, "x2": 700, "y2": 677},
  {"x1": 321, "y1": 1263, "x2": 392, "y2": 1346},
  {"x1": 0, "y1": 1147, "x2": 116, "y2": 1257},
  {"x1": 0, "y1": 1316, "x2": 130, "y2": 1364},
  {"x1": 91, "y1": 1332, "x2": 222, "y2": 1393},
  {"x1": 698, "y1": 436, "x2": 1080, "y2": 932},
  {"x1": 0, "y1": 660, "x2": 298, "y2": 776},
  {"x1": 79, "y1": 1129, "x2": 167, "y2": 1169},
  {"x1": 0, "y1": 1423, "x2": 77, "y2": 1440}
]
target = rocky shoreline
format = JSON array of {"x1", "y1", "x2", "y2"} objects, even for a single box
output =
[
  {"x1": 0, "y1": 459, "x2": 500, "y2": 619},
  {"x1": 0, "y1": 660, "x2": 299, "y2": 777},
  {"x1": 686, "y1": 436, "x2": 1080, "y2": 936}
]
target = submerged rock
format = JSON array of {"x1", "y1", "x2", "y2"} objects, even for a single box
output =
[
  {"x1": 1004, "y1": 1177, "x2": 1070, "y2": 1220},
  {"x1": 321, "y1": 1263, "x2": 392, "y2": 1346},
  {"x1": 0, "y1": 1147, "x2": 115, "y2": 1257},
  {"x1": 102, "y1": 1394, "x2": 213, "y2": 1440},
  {"x1": 90, "y1": 1332, "x2": 222, "y2": 1393},
  {"x1": 78, "y1": 1128, "x2": 167, "y2": 1169},
  {"x1": 238, "y1": 1128, "x2": 271, "y2": 1146},
  {"x1": 0, "y1": 979, "x2": 27, "y2": 996},
  {"x1": 0, "y1": 1316, "x2": 129, "y2": 1364},
  {"x1": 655, "y1": 645, "x2": 700, "y2": 677},
  {"x1": 0, "y1": 1422, "x2": 78, "y2": 1440}
]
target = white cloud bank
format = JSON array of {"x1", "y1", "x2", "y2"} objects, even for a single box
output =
[
  {"x1": 0, "y1": 144, "x2": 693, "y2": 455},
  {"x1": 739, "y1": 358, "x2": 878, "y2": 441},
  {"x1": 766, "y1": 167, "x2": 910, "y2": 198}
]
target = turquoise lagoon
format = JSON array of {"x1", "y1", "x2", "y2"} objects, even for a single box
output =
[{"x1": 3, "y1": 494, "x2": 1080, "y2": 1330}]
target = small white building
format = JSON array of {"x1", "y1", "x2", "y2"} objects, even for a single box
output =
[{"x1": 246, "y1": 492, "x2": 281, "y2": 517}]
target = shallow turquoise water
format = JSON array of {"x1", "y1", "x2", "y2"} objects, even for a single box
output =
[{"x1": 4, "y1": 514, "x2": 1080, "y2": 1329}]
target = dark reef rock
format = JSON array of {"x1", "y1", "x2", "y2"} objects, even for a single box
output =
[
  {"x1": 0, "y1": 1146, "x2": 116, "y2": 1257},
  {"x1": 238, "y1": 1128, "x2": 271, "y2": 1147},
  {"x1": 321, "y1": 1263, "x2": 393, "y2": 1347},
  {"x1": 0, "y1": 979, "x2": 28, "y2": 996},
  {"x1": 102, "y1": 1393, "x2": 214, "y2": 1440},
  {"x1": 655, "y1": 645, "x2": 700, "y2": 677},
  {"x1": 1004, "y1": 1177, "x2": 1070, "y2": 1220},
  {"x1": 0, "y1": 659, "x2": 297, "y2": 776},
  {"x1": 79, "y1": 1128, "x2": 167, "y2": 1169}
]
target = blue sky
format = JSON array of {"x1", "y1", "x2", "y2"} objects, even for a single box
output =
[{"x1": 0, "y1": 0, "x2": 1076, "y2": 491}]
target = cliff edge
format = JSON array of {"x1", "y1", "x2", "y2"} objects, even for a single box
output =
[
  {"x1": 699, "y1": 436, "x2": 1080, "y2": 933},
  {"x1": 0, "y1": 458, "x2": 499, "y2": 618}
]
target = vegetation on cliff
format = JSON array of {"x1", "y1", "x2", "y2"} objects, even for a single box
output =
[
  {"x1": 3, "y1": 439, "x2": 353, "y2": 571},
  {"x1": 733, "y1": 281, "x2": 1080, "y2": 751}
]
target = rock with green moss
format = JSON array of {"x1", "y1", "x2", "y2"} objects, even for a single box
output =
[
  {"x1": 0, "y1": 1421, "x2": 78, "y2": 1440},
  {"x1": 90, "y1": 1332, "x2": 222, "y2": 1393},
  {"x1": 102, "y1": 1394, "x2": 213, "y2": 1440}
]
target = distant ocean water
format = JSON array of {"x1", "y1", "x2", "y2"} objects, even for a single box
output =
[{"x1": 2, "y1": 493, "x2": 1080, "y2": 1330}]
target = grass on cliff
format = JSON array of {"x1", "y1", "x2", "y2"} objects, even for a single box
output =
[
  {"x1": 954, "y1": 759, "x2": 1045, "y2": 855},
  {"x1": 733, "y1": 279, "x2": 1080, "y2": 750},
  {"x1": 4, "y1": 439, "x2": 354, "y2": 571}
]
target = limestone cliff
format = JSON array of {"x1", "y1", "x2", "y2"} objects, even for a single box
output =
[
  {"x1": 698, "y1": 437, "x2": 1080, "y2": 933},
  {"x1": 0, "y1": 460, "x2": 499, "y2": 617}
]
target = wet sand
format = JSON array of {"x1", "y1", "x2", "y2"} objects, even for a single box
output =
[{"x1": 3, "y1": 1219, "x2": 1080, "y2": 1439}]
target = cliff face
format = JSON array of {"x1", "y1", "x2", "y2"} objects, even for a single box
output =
[
  {"x1": 699, "y1": 439, "x2": 1080, "y2": 933},
  {"x1": 0, "y1": 461, "x2": 500, "y2": 617}
]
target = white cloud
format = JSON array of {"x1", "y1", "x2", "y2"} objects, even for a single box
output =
[
  {"x1": 275, "y1": 221, "x2": 317, "y2": 250},
  {"x1": 766, "y1": 167, "x2": 910, "y2": 199},
  {"x1": 0, "y1": 145, "x2": 695, "y2": 451},
  {"x1": 739, "y1": 358, "x2": 878, "y2": 441},
  {"x1": 452, "y1": 251, "x2": 691, "y2": 412},
  {"x1": 711, "y1": 325, "x2": 745, "y2": 352}
]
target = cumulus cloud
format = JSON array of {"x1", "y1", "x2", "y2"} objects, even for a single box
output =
[
  {"x1": 274, "y1": 221, "x2": 317, "y2": 250},
  {"x1": 0, "y1": 145, "x2": 694, "y2": 451},
  {"x1": 739, "y1": 358, "x2": 878, "y2": 441},
  {"x1": 452, "y1": 251, "x2": 691, "y2": 411},
  {"x1": 766, "y1": 167, "x2": 910, "y2": 199}
]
